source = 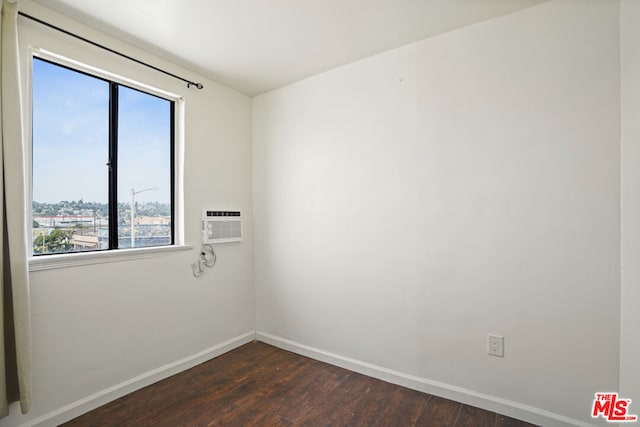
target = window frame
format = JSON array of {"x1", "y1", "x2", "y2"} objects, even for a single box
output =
[{"x1": 28, "y1": 48, "x2": 188, "y2": 266}]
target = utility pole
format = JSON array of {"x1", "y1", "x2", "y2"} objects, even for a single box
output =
[{"x1": 130, "y1": 187, "x2": 158, "y2": 248}]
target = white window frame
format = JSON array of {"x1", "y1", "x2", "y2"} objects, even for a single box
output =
[{"x1": 26, "y1": 48, "x2": 190, "y2": 271}]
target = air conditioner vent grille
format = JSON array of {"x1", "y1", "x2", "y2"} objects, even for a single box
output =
[{"x1": 202, "y1": 210, "x2": 242, "y2": 243}]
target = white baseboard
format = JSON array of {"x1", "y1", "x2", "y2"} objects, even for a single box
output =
[
  {"x1": 256, "y1": 331, "x2": 593, "y2": 427},
  {"x1": 21, "y1": 331, "x2": 256, "y2": 427},
  {"x1": 18, "y1": 331, "x2": 594, "y2": 427}
]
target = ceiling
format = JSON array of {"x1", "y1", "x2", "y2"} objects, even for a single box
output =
[{"x1": 31, "y1": 0, "x2": 546, "y2": 96}]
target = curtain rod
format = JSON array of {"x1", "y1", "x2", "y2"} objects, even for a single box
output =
[{"x1": 18, "y1": 11, "x2": 204, "y2": 90}]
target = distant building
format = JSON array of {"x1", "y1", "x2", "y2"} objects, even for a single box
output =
[
  {"x1": 71, "y1": 234, "x2": 99, "y2": 250},
  {"x1": 135, "y1": 215, "x2": 171, "y2": 225},
  {"x1": 33, "y1": 215, "x2": 96, "y2": 228}
]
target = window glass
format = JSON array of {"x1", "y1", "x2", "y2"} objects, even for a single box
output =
[
  {"x1": 32, "y1": 58, "x2": 109, "y2": 254},
  {"x1": 117, "y1": 86, "x2": 172, "y2": 248},
  {"x1": 31, "y1": 58, "x2": 174, "y2": 255}
]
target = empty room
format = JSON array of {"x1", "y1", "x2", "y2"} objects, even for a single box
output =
[{"x1": 0, "y1": 0, "x2": 638, "y2": 426}]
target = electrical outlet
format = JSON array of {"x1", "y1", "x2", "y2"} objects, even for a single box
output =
[{"x1": 488, "y1": 334, "x2": 504, "y2": 357}]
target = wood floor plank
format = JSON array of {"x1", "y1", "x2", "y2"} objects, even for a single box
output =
[
  {"x1": 372, "y1": 387, "x2": 429, "y2": 427},
  {"x1": 416, "y1": 394, "x2": 462, "y2": 426},
  {"x1": 298, "y1": 400, "x2": 368, "y2": 427},
  {"x1": 62, "y1": 341, "x2": 539, "y2": 427},
  {"x1": 455, "y1": 404, "x2": 497, "y2": 427},
  {"x1": 325, "y1": 371, "x2": 395, "y2": 420},
  {"x1": 496, "y1": 414, "x2": 539, "y2": 427},
  {"x1": 271, "y1": 364, "x2": 352, "y2": 423}
]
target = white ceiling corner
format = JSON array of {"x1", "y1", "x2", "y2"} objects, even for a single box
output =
[{"x1": 30, "y1": 0, "x2": 547, "y2": 96}]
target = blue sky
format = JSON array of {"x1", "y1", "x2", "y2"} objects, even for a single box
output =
[{"x1": 32, "y1": 58, "x2": 171, "y2": 204}]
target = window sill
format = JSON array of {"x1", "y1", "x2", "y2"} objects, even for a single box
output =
[{"x1": 28, "y1": 244, "x2": 194, "y2": 272}]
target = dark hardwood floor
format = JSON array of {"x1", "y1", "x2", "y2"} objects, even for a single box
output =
[{"x1": 62, "y1": 341, "x2": 537, "y2": 427}]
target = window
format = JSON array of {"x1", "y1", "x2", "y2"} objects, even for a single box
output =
[{"x1": 31, "y1": 57, "x2": 174, "y2": 255}]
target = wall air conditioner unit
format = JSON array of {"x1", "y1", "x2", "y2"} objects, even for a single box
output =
[{"x1": 201, "y1": 210, "x2": 242, "y2": 244}]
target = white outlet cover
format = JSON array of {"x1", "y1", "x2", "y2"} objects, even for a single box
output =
[{"x1": 488, "y1": 334, "x2": 504, "y2": 357}]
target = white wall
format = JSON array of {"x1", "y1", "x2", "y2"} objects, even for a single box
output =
[
  {"x1": 253, "y1": 1, "x2": 620, "y2": 425},
  {"x1": 620, "y1": 0, "x2": 640, "y2": 412},
  {"x1": 1, "y1": 2, "x2": 254, "y2": 426}
]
